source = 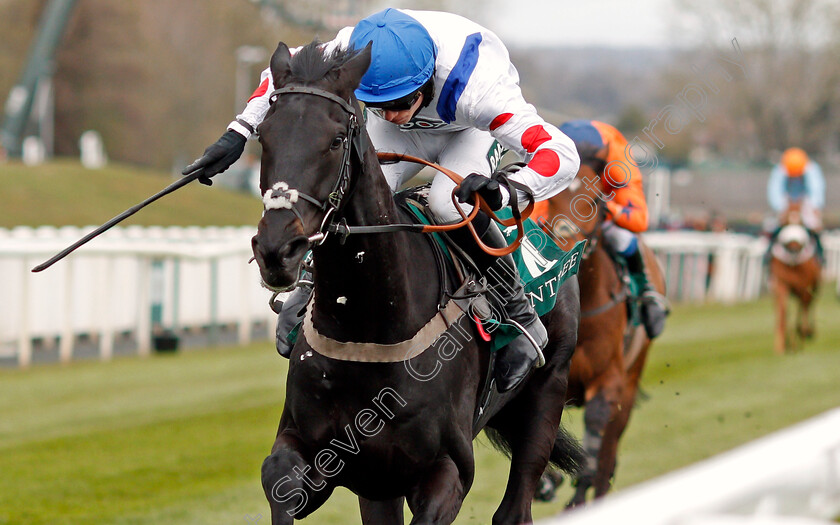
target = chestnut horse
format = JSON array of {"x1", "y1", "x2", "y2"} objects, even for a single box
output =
[
  {"x1": 769, "y1": 202, "x2": 821, "y2": 354},
  {"x1": 250, "y1": 42, "x2": 584, "y2": 524},
  {"x1": 533, "y1": 164, "x2": 666, "y2": 506}
]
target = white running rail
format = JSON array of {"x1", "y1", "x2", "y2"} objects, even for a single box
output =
[
  {"x1": 2, "y1": 227, "x2": 838, "y2": 368},
  {"x1": 644, "y1": 230, "x2": 840, "y2": 304},
  {"x1": 538, "y1": 407, "x2": 840, "y2": 525},
  {"x1": 0, "y1": 225, "x2": 277, "y2": 367}
]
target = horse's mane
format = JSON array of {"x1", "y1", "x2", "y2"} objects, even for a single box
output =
[{"x1": 288, "y1": 41, "x2": 360, "y2": 83}]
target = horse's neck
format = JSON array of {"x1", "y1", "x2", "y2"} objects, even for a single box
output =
[
  {"x1": 579, "y1": 243, "x2": 620, "y2": 308},
  {"x1": 311, "y1": 150, "x2": 439, "y2": 344}
]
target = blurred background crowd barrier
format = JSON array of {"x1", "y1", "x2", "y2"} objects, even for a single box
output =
[{"x1": 0, "y1": 225, "x2": 277, "y2": 367}]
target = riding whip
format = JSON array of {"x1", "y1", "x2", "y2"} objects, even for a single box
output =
[{"x1": 31, "y1": 168, "x2": 205, "y2": 273}]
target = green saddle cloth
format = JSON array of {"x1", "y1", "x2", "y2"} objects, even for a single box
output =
[{"x1": 489, "y1": 209, "x2": 585, "y2": 351}]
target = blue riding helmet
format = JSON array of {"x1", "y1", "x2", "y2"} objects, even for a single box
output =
[
  {"x1": 558, "y1": 120, "x2": 605, "y2": 149},
  {"x1": 349, "y1": 8, "x2": 436, "y2": 103}
]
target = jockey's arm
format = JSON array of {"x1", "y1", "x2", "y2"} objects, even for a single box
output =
[
  {"x1": 767, "y1": 164, "x2": 787, "y2": 213},
  {"x1": 467, "y1": 92, "x2": 578, "y2": 206},
  {"x1": 228, "y1": 28, "x2": 355, "y2": 139},
  {"x1": 482, "y1": 107, "x2": 580, "y2": 207},
  {"x1": 439, "y1": 28, "x2": 578, "y2": 206},
  {"x1": 598, "y1": 127, "x2": 649, "y2": 232},
  {"x1": 804, "y1": 162, "x2": 826, "y2": 210},
  {"x1": 605, "y1": 188, "x2": 649, "y2": 233}
]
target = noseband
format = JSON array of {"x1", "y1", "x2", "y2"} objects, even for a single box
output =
[{"x1": 262, "y1": 85, "x2": 369, "y2": 245}]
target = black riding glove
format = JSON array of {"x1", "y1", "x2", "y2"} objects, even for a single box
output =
[
  {"x1": 182, "y1": 130, "x2": 247, "y2": 186},
  {"x1": 455, "y1": 173, "x2": 505, "y2": 211}
]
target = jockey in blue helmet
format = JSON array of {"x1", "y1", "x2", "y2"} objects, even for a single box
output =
[
  {"x1": 350, "y1": 8, "x2": 436, "y2": 104},
  {"x1": 185, "y1": 8, "x2": 581, "y2": 393}
]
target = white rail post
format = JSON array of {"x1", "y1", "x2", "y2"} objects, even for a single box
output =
[
  {"x1": 710, "y1": 245, "x2": 740, "y2": 303},
  {"x1": 59, "y1": 258, "x2": 73, "y2": 363},
  {"x1": 209, "y1": 257, "x2": 219, "y2": 346},
  {"x1": 18, "y1": 257, "x2": 32, "y2": 368},
  {"x1": 238, "y1": 257, "x2": 252, "y2": 345},
  {"x1": 136, "y1": 256, "x2": 151, "y2": 356},
  {"x1": 99, "y1": 255, "x2": 114, "y2": 361}
]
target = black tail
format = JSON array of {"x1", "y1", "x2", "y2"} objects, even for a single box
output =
[
  {"x1": 485, "y1": 425, "x2": 585, "y2": 476},
  {"x1": 548, "y1": 425, "x2": 586, "y2": 475}
]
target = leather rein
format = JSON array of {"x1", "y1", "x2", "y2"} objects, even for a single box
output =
[{"x1": 264, "y1": 85, "x2": 534, "y2": 257}]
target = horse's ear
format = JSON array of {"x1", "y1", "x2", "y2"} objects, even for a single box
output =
[
  {"x1": 339, "y1": 42, "x2": 372, "y2": 90},
  {"x1": 270, "y1": 42, "x2": 292, "y2": 87}
]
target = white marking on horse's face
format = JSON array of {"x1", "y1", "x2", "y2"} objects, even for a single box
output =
[
  {"x1": 263, "y1": 181, "x2": 299, "y2": 211},
  {"x1": 777, "y1": 224, "x2": 809, "y2": 246}
]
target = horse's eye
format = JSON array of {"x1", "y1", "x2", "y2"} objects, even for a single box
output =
[{"x1": 330, "y1": 136, "x2": 345, "y2": 150}]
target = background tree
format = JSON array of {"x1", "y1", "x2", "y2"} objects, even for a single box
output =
[
  {"x1": 674, "y1": 0, "x2": 840, "y2": 161},
  {"x1": 0, "y1": 0, "x2": 382, "y2": 169}
]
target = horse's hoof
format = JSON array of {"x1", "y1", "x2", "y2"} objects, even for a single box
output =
[
  {"x1": 565, "y1": 498, "x2": 585, "y2": 510},
  {"x1": 534, "y1": 472, "x2": 561, "y2": 502}
]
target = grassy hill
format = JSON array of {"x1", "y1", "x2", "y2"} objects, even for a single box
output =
[
  {"x1": 0, "y1": 159, "x2": 262, "y2": 228},
  {"x1": 1, "y1": 293, "x2": 839, "y2": 524}
]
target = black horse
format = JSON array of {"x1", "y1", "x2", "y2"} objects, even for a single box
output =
[{"x1": 250, "y1": 41, "x2": 582, "y2": 525}]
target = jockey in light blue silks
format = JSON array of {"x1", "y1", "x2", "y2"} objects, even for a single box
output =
[{"x1": 767, "y1": 147, "x2": 825, "y2": 262}]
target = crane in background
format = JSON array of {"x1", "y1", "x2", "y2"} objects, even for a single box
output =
[{"x1": 1, "y1": 0, "x2": 78, "y2": 160}]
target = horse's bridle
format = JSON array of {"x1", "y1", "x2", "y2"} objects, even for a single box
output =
[
  {"x1": 262, "y1": 85, "x2": 369, "y2": 245},
  {"x1": 554, "y1": 191, "x2": 603, "y2": 260}
]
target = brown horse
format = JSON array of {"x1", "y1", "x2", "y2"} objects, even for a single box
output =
[
  {"x1": 533, "y1": 164, "x2": 666, "y2": 506},
  {"x1": 769, "y1": 202, "x2": 821, "y2": 354}
]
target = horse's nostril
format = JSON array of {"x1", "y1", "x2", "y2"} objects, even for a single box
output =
[{"x1": 281, "y1": 238, "x2": 310, "y2": 262}]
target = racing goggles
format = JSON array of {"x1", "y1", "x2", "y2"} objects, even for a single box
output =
[{"x1": 365, "y1": 90, "x2": 422, "y2": 118}]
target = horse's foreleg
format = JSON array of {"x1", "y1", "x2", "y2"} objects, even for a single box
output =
[
  {"x1": 406, "y1": 456, "x2": 468, "y2": 525},
  {"x1": 592, "y1": 387, "x2": 626, "y2": 498},
  {"x1": 568, "y1": 383, "x2": 618, "y2": 506},
  {"x1": 773, "y1": 281, "x2": 788, "y2": 354},
  {"x1": 491, "y1": 373, "x2": 569, "y2": 523},
  {"x1": 593, "y1": 347, "x2": 649, "y2": 498},
  {"x1": 487, "y1": 275, "x2": 580, "y2": 518},
  {"x1": 492, "y1": 355, "x2": 578, "y2": 520},
  {"x1": 359, "y1": 496, "x2": 405, "y2": 525},
  {"x1": 796, "y1": 285, "x2": 817, "y2": 341},
  {"x1": 261, "y1": 434, "x2": 334, "y2": 524},
  {"x1": 802, "y1": 301, "x2": 816, "y2": 339}
]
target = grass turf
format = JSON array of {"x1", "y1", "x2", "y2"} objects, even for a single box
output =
[
  {"x1": 0, "y1": 159, "x2": 261, "y2": 228},
  {"x1": 1, "y1": 292, "x2": 839, "y2": 524}
]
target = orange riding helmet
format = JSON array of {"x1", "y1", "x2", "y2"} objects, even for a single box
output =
[{"x1": 781, "y1": 147, "x2": 809, "y2": 177}]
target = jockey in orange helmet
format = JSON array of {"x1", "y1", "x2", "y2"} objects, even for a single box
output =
[
  {"x1": 768, "y1": 147, "x2": 825, "y2": 226},
  {"x1": 767, "y1": 147, "x2": 825, "y2": 261},
  {"x1": 543, "y1": 119, "x2": 668, "y2": 338}
]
